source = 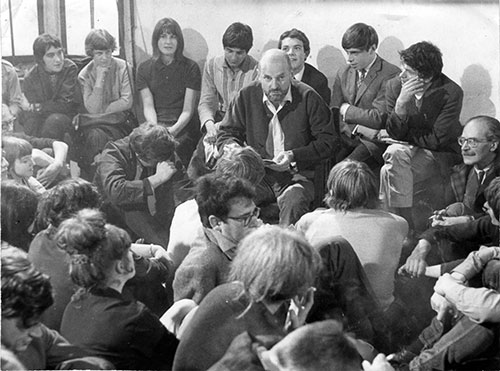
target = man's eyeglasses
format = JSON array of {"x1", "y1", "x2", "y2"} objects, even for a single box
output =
[
  {"x1": 457, "y1": 137, "x2": 492, "y2": 148},
  {"x1": 226, "y1": 207, "x2": 260, "y2": 227}
]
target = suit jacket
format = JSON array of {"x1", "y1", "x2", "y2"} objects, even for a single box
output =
[
  {"x1": 448, "y1": 157, "x2": 500, "y2": 215},
  {"x1": 385, "y1": 73, "x2": 463, "y2": 153},
  {"x1": 332, "y1": 55, "x2": 400, "y2": 129},
  {"x1": 302, "y1": 63, "x2": 331, "y2": 105},
  {"x1": 217, "y1": 80, "x2": 337, "y2": 171}
]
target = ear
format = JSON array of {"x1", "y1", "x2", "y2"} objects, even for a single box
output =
[
  {"x1": 115, "y1": 259, "x2": 125, "y2": 274},
  {"x1": 208, "y1": 215, "x2": 222, "y2": 230},
  {"x1": 490, "y1": 141, "x2": 498, "y2": 152}
]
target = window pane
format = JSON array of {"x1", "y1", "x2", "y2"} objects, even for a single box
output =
[
  {"x1": 1, "y1": 0, "x2": 39, "y2": 56},
  {"x1": 94, "y1": 0, "x2": 119, "y2": 54},
  {"x1": 65, "y1": 0, "x2": 119, "y2": 55},
  {"x1": 65, "y1": 0, "x2": 90, "y2": 55}
]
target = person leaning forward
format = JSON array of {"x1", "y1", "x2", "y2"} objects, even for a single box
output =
[{"x1": 217, "y1": 49, "x2": 337, "y2": 226}]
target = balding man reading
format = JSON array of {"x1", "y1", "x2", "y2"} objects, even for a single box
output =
[{"x1": 217, "y1": 49, "x2": 336, "y2": 225}]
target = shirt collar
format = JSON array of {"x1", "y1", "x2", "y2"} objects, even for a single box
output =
[
  {"x1": 360, "y1": 55, "x2": 377, "y2": 77},
  {"x1": 294, "y1": 65, "x2": 306, "y2": 81},
  {"x1": 205, "y1": 228, "x2": 238, "y2": 254},
  {"x1": 223, "y1": 54, "x2": 255, "y2": 73}
]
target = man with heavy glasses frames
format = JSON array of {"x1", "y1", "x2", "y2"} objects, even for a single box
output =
[{"x1": 400, "y1": 115, "x2": 500, "y2": 278}]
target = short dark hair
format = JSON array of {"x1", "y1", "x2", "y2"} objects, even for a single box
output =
[
  {"x1": 270, "y1": 320, "x2": 362, "y2": 371},
  {"x1": 84, "y1": 29, "x2": 117, "y2": 56},
  {"x1": 214, "y1": 145, "x2": 265, "y2": 184},
  {"x1": 34, "y1": 178, "x2": 102, "y2": 233},
  {"x1": 56, "y1": 209, "x2": 132, "y2": 290},
  {"x1": 33, "y1": 33, "x2": 62, "y2": 65},
  {"x1": 1, "y1": 181, "x2": 39, "y2": 251},
  {"x1": 222, "y1": 22, "x2": 253, "y2": 53},
  {"x1": 278, "y1": 28, "x2": 310, "y2": 57},
  {"x1": 1, "y1": 244, "x2": 53, "y2": 327},
  {"x1": 341, "y1": 23, "x2": 378, "y2": 51},
  {"x1": 129, "y1": 122, "x2": 178, "y2": 163},
  {"x1": 152, "y1": 18, "x2": 184, "y2": 60},
  {"x1": 485, "y1": 177, "x2": 500, "y2": 221},
  {"x1": 196, "y1": 174, "x2": 256, "y2": 228},
  {"x1": 399, "y1": 41, "x2": 443, "y2": 80},
  {"x1": 325, "y1": 160, "x2": 379, "y2": 211},
  {"x1": 2, "y1": 136, "x2": 33, "y2": 172}
]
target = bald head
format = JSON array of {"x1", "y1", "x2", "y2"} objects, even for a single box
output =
[
  {"x1": 259, "y1": 49, "x2": 293, "y2": 107},
  {"x1": 259, "y1": 49, "x2": 292, "y2": 72}
]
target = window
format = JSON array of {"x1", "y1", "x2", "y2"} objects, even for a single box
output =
[
  {"x1": 65, "y1": 0, "x2": 119, "y2": 56},
  {"x1": 1, "y1": 0, "x2": 40, "y2": 56},
  {"x1": 0, "y1": 0, "x2": 120, "y2": 58}
]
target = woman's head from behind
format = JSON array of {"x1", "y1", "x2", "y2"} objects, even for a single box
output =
[
  {"x1": 1, "y1": 181, "x2": 38, "y2": 251},
  {"x1": 35, "y1": 178, "x2": 101, "y2": 233},
  {"x1": 229, "y1": 225, "x2": 321, "y2": 305},
  {"x1": 56, "y1": 209, "x2": 133, "y2": 291},
  {"x1": 325, "y1": 159, "x2": 378, "y2": 211},
  {"x1": 152, "y1": 18, "x2": 184, "y2": 60}
]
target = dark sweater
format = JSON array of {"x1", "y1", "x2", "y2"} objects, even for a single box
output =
[{"x1": 217, "y1": 79, "x2": 337, "y2": 171}]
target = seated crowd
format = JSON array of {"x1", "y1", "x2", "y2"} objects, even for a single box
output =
[{"x1": 1, "y1": 17, "x2": 499, "y2": 371}]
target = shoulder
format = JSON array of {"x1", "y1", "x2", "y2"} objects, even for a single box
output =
[
  {"x1": 63, "y1": 59, "x2": 77, "y2": 71},
  {"x1": 377, "y1": 56, "x2": 400, "y2": 75},
  {"x1": 24, "y1": 64, "x2": 40, "y2": 80},
  {"x1": 440, "y1": 74, "x2": 463, "y2": 96},
  {"x1": 180, "y1": 57, "x2": 200, "y2": 71},
  {"x1": 137, "y1": 58, "x2": 155, "y2": 73},
  {"x1": 296, "y1": 208, "x2": 330, "y2": 231},
  {"x1": 304, "y1": 63, "x2": 326, "y2": 78}
]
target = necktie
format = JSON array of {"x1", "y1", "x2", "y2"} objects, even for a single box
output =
[
  {"x1": 477, "y1": 169, "x2": 485, "y2": 185},
  {"x1": 357, "y1": 69, "x2": 366, "y2": 90}
]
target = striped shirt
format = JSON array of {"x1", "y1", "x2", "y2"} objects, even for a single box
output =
[{"x1": 198, "y1": 54, "x2": 258, "y2": 128}]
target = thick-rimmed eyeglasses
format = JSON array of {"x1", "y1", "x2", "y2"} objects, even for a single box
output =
[
  {"x1": 457, "y1": 137, "x2": 492, "y2": 148},
  {"x1": 226, "y1": 207, "x2": 260, "y2": 227}
]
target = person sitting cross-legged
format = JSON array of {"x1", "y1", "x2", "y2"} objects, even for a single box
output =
[{"x1": 217, "y1": 49, "x2": 337, "y2": 226}]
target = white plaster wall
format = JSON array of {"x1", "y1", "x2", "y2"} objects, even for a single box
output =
[{"x1": 133, "y1": 0, "x2": 500, "y2": 123}]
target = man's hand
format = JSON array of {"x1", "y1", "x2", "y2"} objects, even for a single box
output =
[
  {"x1": 432, "y1": 215, "x2": 472, "y2": 227},
  {"x1": 398, "y1": 239, "x2": 432, "y2": 278},
  {"x1": 36, "y1": 161, "x2": 63, "y2": 187},
  {"x1": 362, "y1": 354, "x2": 395, "y2": 371},
  {"x1": 148, "y1": 160, "x2": 177, "y2": 188},
  {"x1": 267, "y1": 151, "x2": 294, "y2": 172},
  {"x1": 286, "y1": 287, "x2": 316, "y2": 331},
  {"x1": 397, "y1": 76, "x2": 425, "y2": 106},
  {"x1": 430, "y1": 292, "x2": 456, "y2": 321},
  {"x1": 434, "y1": 272, "x2": 465, "y2": 297},
  {"x1": 205, "y1": 120, "x2": 219, "y2": 144},
  {"x1": 482, "y1": 259, "x2": 500, "y2": 290}
]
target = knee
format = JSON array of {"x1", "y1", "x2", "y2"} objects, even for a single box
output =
[
  {"x1": 382, "y1": 144, "x2": 411, "y2": 166},
  {"x1": 277, "y1": 184, "x2": 313, "y2": 209},
  {"x1": 42, "y1": 114, "x2": 72, "y2": 139}
]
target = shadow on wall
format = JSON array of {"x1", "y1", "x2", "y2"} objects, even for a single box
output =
[
  {"x1": 378, "y1": 36, "x2": 405, "y2": 68},
  {"x1": 317, "y1": 45, "x2": 347, "y2": 89},
  {"x1": 460, "y1": 64, "x2": 496, "y2": 124},
  {"x1": 183, "y1": 28, "x2": 209, "y2": 72},
  {"x1": 258, "y1": 39, "x2": 279, "y2": 60}
]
